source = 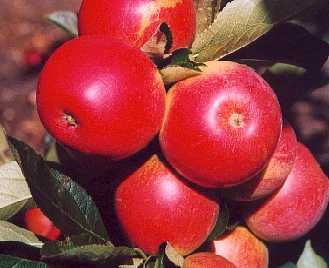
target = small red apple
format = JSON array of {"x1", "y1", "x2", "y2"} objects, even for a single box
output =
[
  {"x1": 78, "y1": 0, "x2": 196, "y2": 51},
  {"x1": 245, "y1": 143, "x2": 329, "y2": 241},
  {"x1": 184, "y1": 252, "x2": 237, "y2": 268},
  {"x1": 114, "y1": 154, "x2": 219, "y2": 255},
  {"x1": 160, "y1": 61, "x2": 282, "y2": 188},
  {"x1": 37, "y1": 36, "x2": 166, "y2": 160},
  {"x1": 223, "y1": 120, "x2": 297, "y2": 201},
  {"x1": 23, "y1": 48, "x2": 43, "y2": 68},
  {"x1": 212, "y1": 226, "x2": 269, "y2": 268},
  {"x1": 24, "y1": 208, "x2": 61, "y2": 241}
]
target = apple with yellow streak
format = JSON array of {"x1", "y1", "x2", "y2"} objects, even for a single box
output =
[
  {"x1": 78, "y1": 0, "x2": 196, "y2": 51},
  {"x1": 184, "y1": 252, "x2": 236, "y2": 268},
  {"x1": 213, "y1": 226, "x2": 269, "y2": 268}
]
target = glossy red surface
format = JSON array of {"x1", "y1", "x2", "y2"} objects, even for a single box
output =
[
  {"x1": 184, "y1": 252, "x2": 237, "y2": 268},
  {"x1": 78, "y1": 0, "x2": 196, "y2": 50},
  {"x1": 115, "y1": 155, "x2": 219, "y2": 255},
  {"x1": 245, "y1": 143, "x2": 329, "y2": 241},
  {"x1": 25, "y1": 208, "x2": 61, "y2": 240},
  {"x1": 223, "y1": 120, "x2": 297, "y2": 201},
  {"x1": 212, "y1": 226, "x2": 269, "y2": 268},
  {"x1": 160, "y1": 61, "x2": 282, "y2": 188},
  {"x1": 37, "y1": 36, "x2": 166, "y2": 159}
]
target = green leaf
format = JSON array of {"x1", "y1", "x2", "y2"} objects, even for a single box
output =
[
  {"x1": 297, "y1": 240, "x2": 328, "y2": 268},
  {"x1": 0, "y1": 161, "x2": 32, "y2": 220},
  {"x1": 164, "y1": 243, "x2": 184, "y2": 268},
  {"x1": 119, "y1": 257, "x2": 145, "y2": 268},
  {"x1": 225, "y1": 23, "x2": 329, "y2": 70},
  {"x1": 41, "y1": 234, "x2": 143, "y2": 265},
  {"x1": 279, "y1": 262, "x2": 297, "y2": 268},
  {"x1": 192, "y1": 0, "x2": 325, "y2": 62},
  {"x1": 0, "y1": 254, "x2": 49, "y2": 268},
  {"x1": 161, "y1": 49, "x2": 205, "y2": 71},
  {"x1": 206, "y1": 201, "x2": 230, "y2": 241},
  {"x1": 0, "y1": 221, "x2": 43, "y2": 248},
  {"x1": 8, "y1": 137, "x2": 109, "y2": 243},
  {"x1": 47, "y1": 11, "x2": 78, "y2": 37},
  {"x1": 144, "y1": 243, "x2": 183, "y2": 268},
  {"x1": 0, "y1": 127, "x2": 12, "y2": 165},
  {"x1": 194, "y1": 0, "x2": 219, "y2": 34},
  {"x1": 44, "y1": 141, "x2": 59, "y2": 163},
  {"x1": 0, "y1": 242, "x2": 41, "y2": 261},
  {"x1": 159, "y1": 48, "x2": 205, "y2": 85},
  {"x1": 159, "y1": 66, "x2": 201, "y2": 85}
]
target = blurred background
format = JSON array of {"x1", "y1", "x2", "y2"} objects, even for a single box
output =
[
  {"x1": 0, "y1": 0, "x2": 328, "y2": 266},
  {"x1": 0, "y1": 0, "x2": 80, "y2": 152}
]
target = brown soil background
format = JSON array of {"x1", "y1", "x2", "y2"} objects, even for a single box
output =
[{"x1": 0, "y1": 0, "x2": 328, "y2": 266}]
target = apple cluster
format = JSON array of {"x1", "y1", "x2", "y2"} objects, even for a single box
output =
[{"x1": 35, "y1": 0, "x2": 329, "y2": 267}]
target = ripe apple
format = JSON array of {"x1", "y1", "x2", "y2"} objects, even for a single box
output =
[
  {"x1": 245, "y1": 143, "x2": 329, "y2": 241},
  {"x1": 24, "y1": 208, "x2": 61, "y2": 241},
  {"x1": 78, "y1": 0, "x2": 196, "y2": 51},
  {"x1": 160, "y1": 61, "x2": 282, "y2": 188},
  {"x1": 222, "y1": 120, "x2": 297, "y2": 201},
  {"x1": 184, "y1": 252, "x2": 236, "y2": 268},
  {"x1": 37, "y1": 36, "x2": 166, "y2": 160},
  {"x1": 212, "y1": 226, "x2": 269, "y2": 268},
  {"x1": 114, "y1": 154, "x2": 219, "y2": 255}
]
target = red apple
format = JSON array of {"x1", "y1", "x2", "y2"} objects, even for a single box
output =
[
  {"x1": 213, "y1": 226, "x2": 269, "y2": 268},
  {"x1": 160, "y1": 61, "x2": 282, "y2": 188},
  {"x1": 245, "y1": 143, "x2": 329, "y2": 241},
  {"x1": 37, "y1": 36, "x2": 166, "y2": 160},
  {"x1": 78, "y1": 0, "x2": 196, "y2": 51},
  {"x1": 184, "y1": 252, "x2": 237, "y2": 268},
  {"x1": 114, "y1": 154, "x2": 219, "y2": 255},
  {"x1": 223, "y1": 120, "x2": 297, "y2": 201},
  {"x1": 24, "y1": 208, "x2": 61, "y2": 241}
]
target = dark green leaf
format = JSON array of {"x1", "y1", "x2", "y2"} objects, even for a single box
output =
[
  {"x1": 192, "y1": 0, "x2": 325, "y2": 62},
  {"x1": 41, "y1": 234, "x2": 142, "y2": 265},
  {"x1": 206, "y1": 201, "x2": 230, "y2": 241},
  {"x1": 154, "y1": 244, "x2": 166, "y2": 268},
  {"x1": 225, "y1": 23, "x2": 329, "y2": 70},
  {"x1": 262, "y1": 63, "x2": 317, "y2": 112},
  {"x1": 158, "y1": 49, "x2": 205, "y2": 85},
  {"x1": 0, "y1": 242, "x2": 41, "y2": 261},
  {"x1": 160, "y1": 49, "x2": 205, "y2": 71},
  {"x1": 278, "y1": 262, "x2": 297, "y2": 268},
  {"x1": 8, "y1": 137, "x2": 109, "y2": 243},
  {"x1": 0, "y1": 254, "x2": 48, "y2": 268},
  {"x1": 144, "y1": 243, "x2": 182, "y2": 268},
  {"x1": 47, "y1": 11, "x2": 78, "y2": 37}
]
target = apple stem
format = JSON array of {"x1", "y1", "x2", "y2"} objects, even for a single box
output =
[{"x1": 64, "y1": 113, "x2": 78, "y2": 128}]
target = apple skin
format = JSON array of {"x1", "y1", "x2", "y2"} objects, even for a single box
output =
[
  {"x1": 114, "y1": 154, "x2": 219, "y2": 255},
  {"x1": 222, "y1": 120, "x2": 297, "y2": 201},
  {"x1": 213, "y1": 226, "x2": 269, "y2": 268},
  {"x1": 160, "y1": 61, "x2": 282, "y2": 188},
  {"x1": 245, "y1": 143, "x2": 329, "y2": 242},
  {"x1": 78, "y1": 0, "x2": 196, "y2": 51},
  {"x1": 24, "y1": 208, "x2": 61, "y2": 241},
  {"x1": 184, "y1": 252, "x2": 237, "y2": 268},
  {"x1": 37, "y1": 36, "x2": 166, "y2": 160}
]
